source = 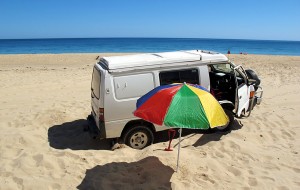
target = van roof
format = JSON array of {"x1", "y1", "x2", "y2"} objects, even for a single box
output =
[{"x1": 99, "y1": 50, "x2": 228, "y2": 72}]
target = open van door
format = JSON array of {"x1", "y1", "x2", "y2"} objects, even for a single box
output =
[
  {"x1": 234, "y1": 65, "x2": 250, "y2": 117},
  {"x1": 91, "y1": 66, "x2": 101, "y2": 128}
]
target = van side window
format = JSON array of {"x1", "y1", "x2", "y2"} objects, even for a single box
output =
[
  {"x1": 91, "y1": 67, "x2": 101, "y2": 99},
  {"x1": 159, "y1": 69, "x2": 199, "y2": 85}
]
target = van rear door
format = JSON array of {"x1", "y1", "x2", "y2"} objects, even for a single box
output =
[{"x1": 91, "y1": 66, "x2": 101, "y2": 127}]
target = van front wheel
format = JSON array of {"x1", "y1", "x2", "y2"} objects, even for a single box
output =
[{"x1": 123, "y1": 125, "x2": 154, "y2": 149}]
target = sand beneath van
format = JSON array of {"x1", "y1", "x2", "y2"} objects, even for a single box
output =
[{"x1": 0, "y1": 53, "x2": 299, "y2": 189}]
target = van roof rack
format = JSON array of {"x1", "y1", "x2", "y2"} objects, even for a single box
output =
[{"x1": 99, "y1": 50, "x2": 228, "y2": 72}]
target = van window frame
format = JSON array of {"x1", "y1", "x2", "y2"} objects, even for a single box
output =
[{"x1": 159, "y1": 68, "x2": 200, "y2": 85}]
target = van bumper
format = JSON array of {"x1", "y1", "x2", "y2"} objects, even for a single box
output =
[
  {"x1": 256, "y1": 97, "x2": 262, "y2": 105},
  {"x1": 87, "y1": 114, "x2": 102, "y2": 139},
  {"x1": 248, "y1": 86, "x2": 263, "y2": 112},
  {"x1": 255, "y1": 86, "x2": 263, "y2": 105}
]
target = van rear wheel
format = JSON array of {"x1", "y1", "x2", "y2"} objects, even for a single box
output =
[{"x1": 123, "y1": 125, "x2": 154, "y2": 149}]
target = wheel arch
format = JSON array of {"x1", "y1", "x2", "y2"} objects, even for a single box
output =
[
  {"x1": 219, "y1": 100, "x2": 235, "y2": 111},
  {"x1": 121, "y1": 119, "x2": 155, "y2": 139}
]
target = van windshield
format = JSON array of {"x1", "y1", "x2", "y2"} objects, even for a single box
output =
[
  {"x1": 210, "y1": 63, "x2": 233, "y2": 74},
  {"x1": 91, "y1": 67, "x2": 100, "y2": 99}
]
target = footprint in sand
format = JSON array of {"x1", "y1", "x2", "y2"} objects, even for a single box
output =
[
  {"x1": 198, "y1": 150, "x2": 207, "y2": 158},
  {"x1": 198, "y1": 173, "x2": 215, "y2": 184},
  {"x1": 33, "y1": 154, "x2": 44, "y2": 166},
  {"x1": 226, "y1": 165, "x2": 242, "y2": 176},
  {"x1": 280, "y1": 129, "x2": 294, "y2": 140},
  {"x1": 277, "y1": 186, "x2": 290, "y2": 190},
  {"x1": 248, "y1": 177, "x2": 258, "y2": 186},
  {"x1": 280, "y1": 163, "x2": 300, "y2": 173},
  {"x1": 32, "y1": 154, "x2": 55, "y2": 170},
  {"x1": 57, "y1": 158, "x2": 66, "y2": 169},
  {"x1": 214, "y1": 150, "x2": 225, "y2": 158},
  {"x1": 261, "y1": 176, "x2": 275, "y2": 182},
  {"x1": 228, "y1": 140, "x2": 241, "y2": 151},
  {"x1": 18, "y1": 136, "x2": 27, "y2": 145},
  {"x1": 50, "y1": 183, "x2": 61, "y2": 189},
  {"x1": 268, "y1": 131, "x2": 278, "y2": 142},
  {"x1": 247, "y1": 169, "x2": 254, "y2": 175},
  {"x1": 8, "y1": 121, "x2": 13, "y2": 127},
  {"x1": 12, "y1": 177, "x2": 24, "y2": 189}
]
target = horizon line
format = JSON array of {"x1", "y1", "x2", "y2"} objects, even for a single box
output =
[{"x1": 0, "y1": 37, "x2": 299, "y2": 42}]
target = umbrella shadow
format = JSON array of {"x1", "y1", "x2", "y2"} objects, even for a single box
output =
[
  {"x1": 192, "y1": 119, "x2": 243, "y2": 147},
  {"x1": 152, "y1": 127, "x2": 217, "y2": 152},
  {"x1": 77, "y1": 156, "x2": 174, "y2": 190},
  {"x1": 48, "y1": 119, "x2": 111, "y2": 150},
  {"x1": 153, "y1": 128, "x2": 199, "y2": 144}
]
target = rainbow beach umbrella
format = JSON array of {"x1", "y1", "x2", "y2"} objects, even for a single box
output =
[{"x1": 133, "y1": 83, "x2": 229, "y2": 171}]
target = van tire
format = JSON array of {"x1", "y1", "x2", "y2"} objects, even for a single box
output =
[
  {"x1": 213, "y1": 109, "x2": 234, "y2": 132},
  {"x1": 123, "y1": 125, "x2": 154, "y2": 149},
  {"x1": 245, "y1": 69, "x2": 261, "y2": 89}
]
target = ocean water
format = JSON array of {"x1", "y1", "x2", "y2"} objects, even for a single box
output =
[{"x1": 0, "y1": 38, "x2": 299, "y2": 55}]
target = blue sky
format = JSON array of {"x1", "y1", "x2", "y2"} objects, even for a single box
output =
[{"x1": 0, "y1": 0, "x2": 299, "y2": 40}]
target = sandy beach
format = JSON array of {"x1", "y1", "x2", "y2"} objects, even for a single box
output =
[{"x1": 0, "y1": 53, "x2": 299, "y2": 189}]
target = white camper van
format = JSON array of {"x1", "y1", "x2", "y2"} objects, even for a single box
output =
[{"x1": 87, "y1": 50, "x2": 263, "y2": 149}]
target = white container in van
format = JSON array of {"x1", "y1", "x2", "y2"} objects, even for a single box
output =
[{"x1": 87, "y1": 50, "x2": 263, "y2": 149}]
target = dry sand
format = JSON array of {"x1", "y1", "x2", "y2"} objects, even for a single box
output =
[{"x1": 0, "y1": 53, "x2": 299, "y2": 189}]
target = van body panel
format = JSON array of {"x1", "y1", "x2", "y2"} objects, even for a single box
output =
[{"x1": 105, "y1": 119, "x2": 133, "y2": 138}]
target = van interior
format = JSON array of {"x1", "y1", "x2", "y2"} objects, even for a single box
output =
[
  {"x1": 158, "y1": 65, "x2": 241, "y2": 106},
  {"x1": 208, "y1": 63, "x2": 243, "y2": 104}
]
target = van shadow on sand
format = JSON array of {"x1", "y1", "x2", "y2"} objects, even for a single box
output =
[
  {"x1": 48, "y1": 118, "x2": 243, "y2": 150},
  {"x1": 48, "y1": 119, "x2": 111, "y2": 150},
  {"x1": 77, "y1": 156, "x2": 173, "y2": 190}
]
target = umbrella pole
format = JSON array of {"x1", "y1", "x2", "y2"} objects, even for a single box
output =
[{"x1": 176, "y1": 128, "x2": 182, "y2": 172}]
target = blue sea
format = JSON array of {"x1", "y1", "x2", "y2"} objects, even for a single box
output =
[{"x1": 0, "y1": 38, "x2": 299, "y2": 55}]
